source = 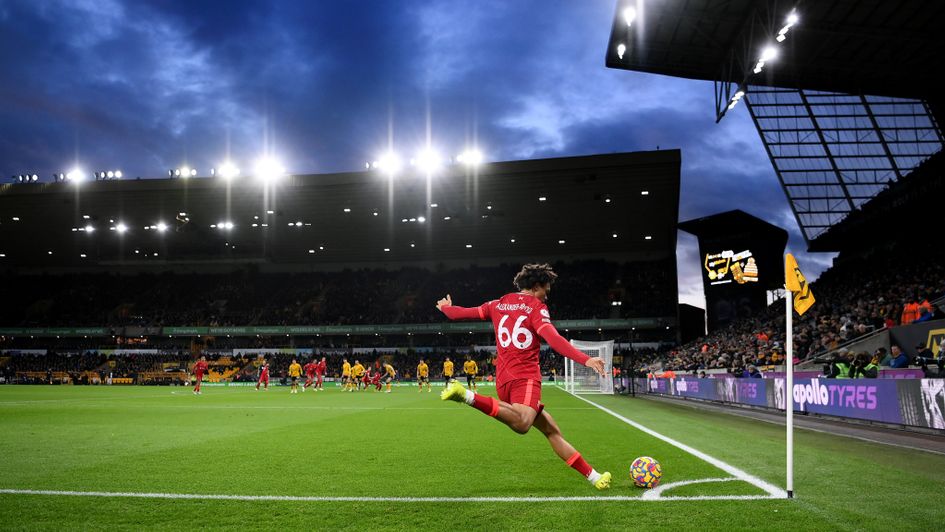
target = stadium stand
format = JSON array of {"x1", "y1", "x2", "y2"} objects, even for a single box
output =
[{"x1": 0, "y1": 260, "x2": 676, "y2": 327}]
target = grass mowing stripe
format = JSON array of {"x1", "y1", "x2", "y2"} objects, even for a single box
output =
[
  {"x1": 0, "y1": 488, "x2": 778, "y2": 502},
  {"x1": 559, "y1": 388, "x2": 788, "y2": 499}
]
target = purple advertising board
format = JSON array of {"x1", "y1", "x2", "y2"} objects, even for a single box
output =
[
  {"x1": 637, "y1": 377, "x2": 945, "y2": 429},
  {"x1": 786, "y1": 378, "x2": 902, "y2": 424}
]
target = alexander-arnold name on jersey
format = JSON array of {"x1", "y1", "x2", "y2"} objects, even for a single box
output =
[{"x1": 495, "y1": 302, "x2": 534, "y2": 313}]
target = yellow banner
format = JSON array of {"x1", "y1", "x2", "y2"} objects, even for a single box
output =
[{"x1": 785, "y1": 253, "x2": 815, "y2": 315}]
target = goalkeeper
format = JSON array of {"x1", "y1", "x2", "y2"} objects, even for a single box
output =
[{"x1": 437, "y1": 263, "x2": 611, "y2": 490}]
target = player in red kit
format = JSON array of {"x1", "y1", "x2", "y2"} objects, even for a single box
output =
[
  {"x1": 255, "y1": 361, "x2": 270, "y2": 391},
  {"x1": 302, "y1": 359, "x2": 317, "y2": 392},
  {"x1": 192, "y1": 356, "x2": 208, "y2": 395},
  {"x1": 371, "y1": 370, "x2": 382, "y2": 391},
  {"x1": 315, "y1": 357, "x2": 326, "y2": 391},
  {"x1": 438, "y1": 263, "x2": 611, "y2": 490}
]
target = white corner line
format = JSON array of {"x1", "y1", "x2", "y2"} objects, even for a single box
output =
[
  {"x1": 641, "y1": 477, "x2": 736, "y2": 500},
  {"x1": 560, "y1": 389, "x2": 788, "y2": 499}
]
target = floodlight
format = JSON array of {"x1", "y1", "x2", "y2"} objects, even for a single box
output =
[
  {"x1": 617, "y1": 43, "x2": 626, "y2": 59},
  {"x1": 760, "y1": 46, "x2": 778, "y2": 62},
  {"x1": 414, "y1": 149, "x2": 442, "y2": 173},
  {"x1": 376, "y1": 152, "x2": 402, "y2": 175},
  {"x1": 217, "y1": 162, "x2": 240, "y2": 180},
  {"x1": 623, "y1": 6, "x2": 636, "y2": 26},
  {"x1": 254, "y1": 157, "x2": 285, "y2": 181},
  {"x1": 457, "y1": 149, "x2": 484, "y2": 166}
]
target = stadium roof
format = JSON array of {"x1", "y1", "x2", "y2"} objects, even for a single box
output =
[
  {"x1": 605, "y1": 0, "x2": 944, "y2": 103},
  {"x1": 0, "y1": 150, "x2": 680, "y2": 272}
]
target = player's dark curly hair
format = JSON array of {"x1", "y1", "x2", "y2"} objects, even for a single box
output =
[{"x1": 513, "y1": 263, "x2": 558, "y2": 291}]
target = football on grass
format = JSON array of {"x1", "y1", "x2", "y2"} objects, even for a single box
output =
[{"x1": 629, "y1": 456, "x2": 662, "y2": 488}]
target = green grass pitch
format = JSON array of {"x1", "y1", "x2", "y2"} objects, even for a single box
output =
[{"x1": 1, "y1": 383, "x2": 942, "y2": 530}]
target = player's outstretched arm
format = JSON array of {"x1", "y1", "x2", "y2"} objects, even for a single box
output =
[
  {"x1": 537, "y1": 325, "x2": 606, "y2": 376},
  {"x1": 436, "y1": 294, "x2": 487, "y2": 321}
]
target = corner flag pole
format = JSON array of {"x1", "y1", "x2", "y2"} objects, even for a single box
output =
[
  {"x1": 784, "y1": 252, "x2": 813, "y2": 499},
  {"x1": 785, "y1": 286, "x2": 794, "y2": 499}
]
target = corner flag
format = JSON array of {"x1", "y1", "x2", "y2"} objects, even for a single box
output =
[{"x1": 785, "y1": 253, "x2": 815, "y2": 316}]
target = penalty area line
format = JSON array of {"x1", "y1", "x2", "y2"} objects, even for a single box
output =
[
  {"x1": 559, "y1": 389, "x2": 788, "y2": 499},
  {"x1": 0, "y1": 489, "x2": 779, "y2": 503}
]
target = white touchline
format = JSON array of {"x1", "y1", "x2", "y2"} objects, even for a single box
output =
[
  {"x1": 0, "y1": 489, "x2": 778, "y2": 503},
  {"x1": 559, "y1": 389, "x2": 788, "y2": 499}
]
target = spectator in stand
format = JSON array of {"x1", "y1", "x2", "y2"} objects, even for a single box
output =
[
  {"x1": 875, "y1": 347, "x2": 890, "y2": 366},
  {"x1": 745, "y1": 365, "x2": 763, "y2": 378},
  {"x1": 887, "y1": 345, "x2": 910, "y2": 368},
  {"x1": 914, "y1": 306, "x2": 934, "y2": 323},
  {"x1": 900, "y1": 298, "x2": 920, "y2": 325}
]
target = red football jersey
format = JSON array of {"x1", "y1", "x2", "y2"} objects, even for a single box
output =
[
  {"x1": 194, "y1": 361, "x2": 208, "y2": 374},
  {"x1": 259, "y1": 364, "x2": 269, "y2": 376},
  {"x1": 304, "y1": 363, "x2": 316, "y2": 376},
  {"x1": 478, "y1": 292, "x2": 552, "y2": 383},
  {"x1": 315, "y1": 361, "x2": 326, "y2": 375}
]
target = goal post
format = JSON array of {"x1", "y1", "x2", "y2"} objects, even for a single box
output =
[{"x1": 563, "y1": 339, "x2": 614, "y2": 394}]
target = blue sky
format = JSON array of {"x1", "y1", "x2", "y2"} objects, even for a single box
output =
[{"x1": 0, "y1": 0, "x2": 835, "y2": 309}]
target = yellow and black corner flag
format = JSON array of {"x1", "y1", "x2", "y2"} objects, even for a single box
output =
[{"x1": 785, "y1": 253, "x2": 815, "y2": 316}]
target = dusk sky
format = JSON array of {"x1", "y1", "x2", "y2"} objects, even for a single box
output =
[{"x1": 0, "y1": 0, "x2": 836, "y2": 309}]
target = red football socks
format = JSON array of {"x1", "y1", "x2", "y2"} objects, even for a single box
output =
[
  {"x1": 566, "y1": 452, "x2": 593, "y2": 477},
  {"x1": 470, "y1": 394, "x2": 499, "y2": 417}
]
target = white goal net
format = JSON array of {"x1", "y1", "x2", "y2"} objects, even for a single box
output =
[{"x1": 563, "y1": 339, "x2": 614, "y2": 394}]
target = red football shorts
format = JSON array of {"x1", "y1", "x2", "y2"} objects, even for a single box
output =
[{"x1": 497, "y1": 378, "x2": 542, "y2": 411}]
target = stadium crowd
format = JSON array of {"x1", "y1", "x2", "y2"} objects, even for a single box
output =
[
  {"x1": 653, "y1": 238, "x2": 944, "y2": 376},
  {"x1": 0, "y1": 260, "x2": 675, "y2": 328}
]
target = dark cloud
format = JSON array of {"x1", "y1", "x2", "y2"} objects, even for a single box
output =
[{"x1": 0, "y1": 0, "x2": 835, "y2": 307}]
